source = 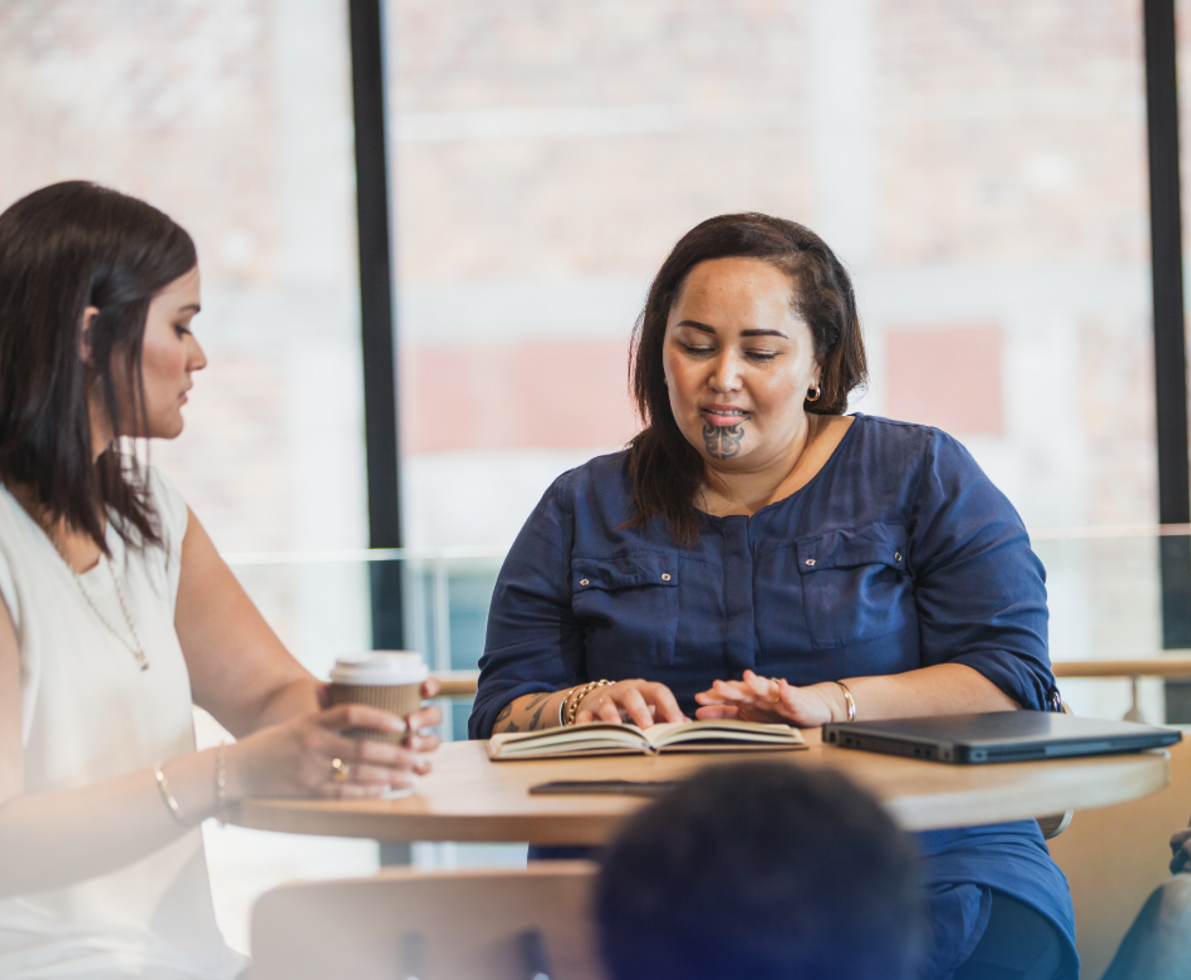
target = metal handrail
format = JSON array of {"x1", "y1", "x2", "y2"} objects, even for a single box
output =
[
  {"x1": 215, "y1": 525, "x2": 1191, "y2": 565},
  {"x1": 222, "y1": 546, "x2": 507, "y2": 566},
  {"x1": 1029, "y1": 524, "x2": 1191, "y2": 540}
]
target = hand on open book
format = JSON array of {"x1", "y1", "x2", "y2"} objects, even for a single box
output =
[
  {"x1": 573, "y1": 679, "x2": 687, "y2": 728},
  {"x1": 693, "y1": 669, "x2": 841, "y2": 728}
]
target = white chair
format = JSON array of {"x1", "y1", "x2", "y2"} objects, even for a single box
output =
[{"x1": 249, "y1": 860, "x2": 603, "y2": 980}]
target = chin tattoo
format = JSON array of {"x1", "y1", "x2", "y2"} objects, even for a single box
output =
[{"x1": 702, "y1": 421, "x2": 745, "y2": 459}]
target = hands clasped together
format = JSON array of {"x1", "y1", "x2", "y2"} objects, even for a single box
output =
[
  {"x1": 568, "y1": 669, "x2": 840, "y2": 728},
  {"x1": 230, "y1": 678, "x2": 442, "y2": 800}
]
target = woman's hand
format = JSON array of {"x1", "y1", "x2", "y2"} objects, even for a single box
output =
[
  {"x1": 693, "y1": 669, "x2": 841, "y2": 727},
  {"x1": 229, "y1": 678, "x2": 442, "y2": 800},
  {"x1": 573, "y1": 679, "x2": 687, "y2": 728}
]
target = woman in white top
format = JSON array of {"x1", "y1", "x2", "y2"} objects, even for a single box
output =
[{"x1": 0, "y1": 181, "x2": 441, "y2": 979}]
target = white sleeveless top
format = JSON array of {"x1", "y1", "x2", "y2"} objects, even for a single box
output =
[{"x1": 0, "y1": 468, "x2": 246, "y2": 979}]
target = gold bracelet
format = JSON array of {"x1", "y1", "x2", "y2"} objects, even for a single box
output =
[
  {"x1": 154, "y1": 764, "x2": 188, "y2": 826},
  {"x1": 565, "y1": 679, "x2": 615, "y2": 726},
  {"x1": 569, "y1": 680, "x2": 611, "y2": 726},
  {"x1": 834, "y1": 680, "x2": 856, "y2": 723},
  {"x1": 563, "y1": 681, "x2": 597, "y2": 727},
  {"x1": 215, "y1": 743, "x2": 227, "y2": 827}
]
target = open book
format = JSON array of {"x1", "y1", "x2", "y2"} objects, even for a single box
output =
[{"x1": 487, "y1": 720, "x2": 807, "y2": 761}]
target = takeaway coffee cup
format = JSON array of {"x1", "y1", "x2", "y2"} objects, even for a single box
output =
[{"x1": 328, "y1": 651, "x2": 429, "y2": 745}]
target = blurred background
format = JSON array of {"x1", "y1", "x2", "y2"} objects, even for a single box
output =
[{"x1": 0, "y1": 0, "x2": 1180, "y2": 954}]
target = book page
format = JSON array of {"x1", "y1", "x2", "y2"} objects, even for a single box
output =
[
  {"x1": 489, "y1": 723, "x2": 649, "y2": 758},
  {"x1": 643, "y1": 720, "x2": 807, "y2": 748}
]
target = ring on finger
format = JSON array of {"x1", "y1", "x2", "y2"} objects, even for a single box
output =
[
  {"x1": 763, "y1": 677, "x2": 782, "y2": 704},
  {"x1": 330, "y1": 757, "x2": 351, "y2": 782}
]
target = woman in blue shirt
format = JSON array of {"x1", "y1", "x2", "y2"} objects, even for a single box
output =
[{"x1": 470, "y1": 213, "x2": 1076, "y2": 980}]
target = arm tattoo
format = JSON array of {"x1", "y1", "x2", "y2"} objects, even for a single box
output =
[
  {"x1": 527, "y1": 694, "x2": 552, "y2": 730},
  {"x1": 493, "y1": 701, "x2": 514, "y2": 732},
  {"x1": 703, "y1": 421, "x2": 744, "y2": 459},
  {"x1": 495, "y1": 693, "x2": 551, "y2": 733}
]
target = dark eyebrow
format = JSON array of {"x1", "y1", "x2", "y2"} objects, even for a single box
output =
[{"x1": 674, "y1": 319, "x2": 787, "y2": 339}]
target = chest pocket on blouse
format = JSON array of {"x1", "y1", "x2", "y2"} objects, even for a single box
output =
[
  {"x1": 571, "y1": 553, "x2": 679, "y2": 666},
  {"x1": 796, "y1": 522, "x2": 912, "y2": 650}
]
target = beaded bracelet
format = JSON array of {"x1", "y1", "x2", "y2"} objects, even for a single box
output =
[{"x1": 560, "y1": 682, "x2": 591, "y2": 726}]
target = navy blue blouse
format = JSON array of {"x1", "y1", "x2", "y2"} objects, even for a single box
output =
[{"x1": 471, "y1": 415, "x2": 1075, "y2": 977}]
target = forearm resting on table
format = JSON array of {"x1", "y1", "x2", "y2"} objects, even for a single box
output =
[
  {"x1": 831, "y1": 663, "x2": 1020, "y2": 722},
  {"x1": 491, "y1": 689, "x2": 571, "y2": 734},
  {"x1": 0, "y1": 747, "x2": 223, "y2": 898}
]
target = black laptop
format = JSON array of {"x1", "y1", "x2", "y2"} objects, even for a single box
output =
[{"x1": 822, "y1": 711, "x2": 1181, "y2": 764}]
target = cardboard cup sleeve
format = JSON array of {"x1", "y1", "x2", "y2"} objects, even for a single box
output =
[{"x1": 329, "y1": 682, "x2": 423, "y2": 744}]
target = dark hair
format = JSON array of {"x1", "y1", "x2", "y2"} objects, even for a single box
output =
[
  {"x1": 0, "y1": 181, "x2": 197, "y2": 552},
  {"x1": 628, "y1": 213, "x2": 867, "y2": 543},
  {"x1": 596, "y1": 761, "x2": 924, "y2": 980}
]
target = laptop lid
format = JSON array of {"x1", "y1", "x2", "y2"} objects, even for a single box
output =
[{"x1": 822, "y1": 711, "x2": 1182, "y2": 764}]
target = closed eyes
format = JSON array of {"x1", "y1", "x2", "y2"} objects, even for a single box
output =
[{"x1": 680, "y1": 343, "x2": 779, "y2": 361}]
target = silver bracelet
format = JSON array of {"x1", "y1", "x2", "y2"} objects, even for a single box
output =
[
  {"x1": 154, "y1": 764, "x2": 188, "y2": 826},
  {"x1": 834, "y1": 680, "x2": 857, "y2": 723},
  {"x1": 557, "y1": 685, "x2": 585, "y2": 726}
]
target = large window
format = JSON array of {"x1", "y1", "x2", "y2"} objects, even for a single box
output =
[
  {"x1": 0, "y1": 0, "x2": 377, "y2": 952},
  {"x1": 389, "y1": 0, "x2": 1157, "y2": 716},
  {"x1": 0, "y1": 0, "x2": 1177, "y2": 953},
  {"x1": 0, "y1": 0, "x2": 375, "y2": 670}
]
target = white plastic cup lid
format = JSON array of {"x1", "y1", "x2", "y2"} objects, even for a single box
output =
[{"x1": 329, "y1": 651, "x2": 429, "y2": 685}]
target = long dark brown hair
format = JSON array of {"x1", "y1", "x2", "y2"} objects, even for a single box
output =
[
  {"x1": 0, "y1": 181, "x2": 198, "y2": 552},
  {"x1": 628, "y1": 213, "x2": 867, "y2": 544}
]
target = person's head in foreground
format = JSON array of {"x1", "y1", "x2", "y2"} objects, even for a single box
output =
[{"x1": 596, "y1": 761, "x2": 925, "y2": 980}]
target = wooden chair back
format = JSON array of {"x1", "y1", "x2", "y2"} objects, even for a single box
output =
[
  {"x1": 1048, "y1": 732, "x2": 1191, "y2": 979},
  {"x1": 249, "y1": 861, "x2": 603, "y2": 980}
]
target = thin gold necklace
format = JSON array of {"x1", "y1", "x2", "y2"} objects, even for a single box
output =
[{"x1": 55, "y1": 541, "x2": 149, "y2": 672}]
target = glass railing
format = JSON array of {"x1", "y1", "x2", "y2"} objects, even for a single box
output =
[
  {"x1": 202, "y1": 531, "x2": 1189, "y2": 953},
  {"x1": 1028, "y1": 526, "x2": 1189, "y2": 727},
  {"x1": 217, "y1": 530, "x2": 1191, "y2": 731},
  {"x1": 219, "y1": 547, "x2": 505, "y2": 743},
  {"x1": 201, "y1": 547, "x2": 510, "y2": 953}
]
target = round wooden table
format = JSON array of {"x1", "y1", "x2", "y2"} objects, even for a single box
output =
[{"x1": 232, "y1": 728, "x2": 1172, "y2": 844}]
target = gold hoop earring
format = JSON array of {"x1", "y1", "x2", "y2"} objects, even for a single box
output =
[{"x1": 806, "y1": 384, "x2": 822, "y2": 402}]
